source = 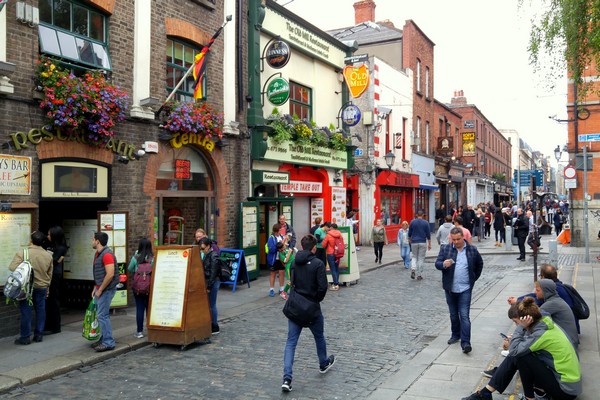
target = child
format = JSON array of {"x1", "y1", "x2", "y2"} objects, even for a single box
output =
[{"x1": 276, "y1": 239, "x2": 295, "y2": 300}]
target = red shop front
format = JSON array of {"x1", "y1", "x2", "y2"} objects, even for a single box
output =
[
  {"x1": 279, "y1": 165, "x2": 346, "y2": 239},
  {"x1": 374, "y1": 170, "x2": 420, "y2": 242}
]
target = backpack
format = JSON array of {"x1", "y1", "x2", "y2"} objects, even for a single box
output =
[
  {"x1": 265, "y1": 235, "x2": 275, "y2": 254},
  {"x1": 4, "y1": 249, "x2": 34, "y2": 302},
  {"x1": 131, "y1": 258, "x2": 153, "y2": 296},
  {"x1": 562, "y1": 283, "x2": 590, "y2": 320},
  {"x1": 333, "y1": 234, "x2": 345, "y2": 261},
  {"x1": 218, "y1": 258, "x2": 233, "y2": 281}
]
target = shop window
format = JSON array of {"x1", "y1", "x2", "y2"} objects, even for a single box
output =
[
  {"x1": 156, "y1": 147, "x2": 213, "y2": 191},
  {"x1": 415, "y1": 189, "x2": 430, "y2": 219},
  {"x1": 39, "y1": 0, "x2": 111, "y2": 70},
  {"x1": 380, "y1": 187, "x2": 404, "y2": 225},
  {"x1": 166, "y1": 38, "x2": 205, "y2": 102},
  {"x1": 289, "y1": 81, "x2": 312, "y2": 120}
]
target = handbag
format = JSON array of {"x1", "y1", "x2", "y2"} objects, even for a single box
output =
[
  {"x1": 82, "y1": 299, "x2": 101, "y2": 340},
  {"x1": 527, "y1": 226, "x2": 541, "y2": 248},
  {"x1": 282, "y1": 270, "x2": 321, "y2": 327}
]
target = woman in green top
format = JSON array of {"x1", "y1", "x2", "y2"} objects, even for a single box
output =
[{"x1": 372, "y1": 219, "x2": 388, "y2": 264}]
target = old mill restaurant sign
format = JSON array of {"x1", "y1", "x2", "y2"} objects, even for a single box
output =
[
  {"x1": 263, "y1": 138, "x2": 347, "y2": 169},
  {"x1": 343, "y1": 64, "x2": 370, "y2": 98}
]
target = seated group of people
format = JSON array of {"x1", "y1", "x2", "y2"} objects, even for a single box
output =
[{"x1": 463, "y1": 263, "x2": 582, "y2": 400}]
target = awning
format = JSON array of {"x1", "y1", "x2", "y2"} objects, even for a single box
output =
[
  {"x1": 496, "y1": 192, "x2": 509, "y2": 196},
  {"x1": 419, "y1": 184, "x2": 439, "y2": 190}
]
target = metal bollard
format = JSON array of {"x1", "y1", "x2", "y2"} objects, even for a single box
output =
[
  {"x1": 548, "y1": 240, "x2": 558, "y2": 267},
  {"x1": 505, "y1": 226, "x2": 513, "y2": 251}
]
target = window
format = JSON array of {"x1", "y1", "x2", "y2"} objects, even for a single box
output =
[
  {"x1": 415, "y1": 59, "x2": 421, "y2": 93},
  {"x1": 166, "y1": 38, "x2": 205, "y2": 102},
  {"x1": 425, "y1": 67, "x2": 430, "y2": 98},
  {"x1": 39, "y1": 0, "x2": 111, "y2": 70},
  {"x1": 415, "y1": 117, "x2": 421, "y2": 152},
  {"x1": 425, "y1": 121, "x2": 430, "y2": 155},
  {"x1": 380, "y1": 188, "x2": 405, "y2": 225},
  {"x1": 289, "y1": 81, "x2": 312, "y2": 120}
]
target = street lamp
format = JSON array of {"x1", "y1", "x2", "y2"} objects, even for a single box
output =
[
  {"x1": 554, "y1": 145, "x2": 562, "y2": 163},
  {"x1": 384, "y1": 152, "x2": 396, "y2": 170}
]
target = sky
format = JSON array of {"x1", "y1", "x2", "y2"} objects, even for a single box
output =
[{"x1": 282, "y1": 0, "x2": 569, "y2": 167}]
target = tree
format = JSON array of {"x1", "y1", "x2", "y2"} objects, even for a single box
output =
[{"x1": 522, "y1": 0, "x2": 600, "y2": 94}]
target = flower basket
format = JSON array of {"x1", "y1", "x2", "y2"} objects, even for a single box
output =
[
  {"x1": 35, "y1": 56, "x2": 129, "y2": 144},
  {"x1": 161, "y1": 101, "x2": 224, "y2": 139}
]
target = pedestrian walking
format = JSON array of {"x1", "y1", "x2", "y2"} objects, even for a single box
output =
[
  {"x1": 484, "y1": 208, "x2": 492, "y2": 239},
  {"x1": 408, "y1": 209, "x2": 431, "y2": 280},
  {"x1": 266, "y1": 223, "x2": 286, "y2": 297},
  {"x1": 127, "y1": 238, "x2": 154, "y2": 339},
  {"x1": 434, "y1": 227, "x2": 484, "y2": 354},
  {"x1": 9, "y1": 231, "x2": 53, "y2": 345},
  {"x1": 397, "y1": 221, "x2": 411, "y2": 269},
  {"x1": 90, "y1": 231, "x2": 119, "y2": 352},
  {"x1": 199, "y1": 236, "x2": 221, "y2": 334},
  {"x1": 554, "y1": 209, "x2": 564, "y2": 236},
  {"x1": 435, "y1": 204, "x2": 446, "y2": 228},
  {"x1": 492, "y1": 208, "x2": 505, "y2": 246},
  {"x1": 436, "y1": 215, "x2": 454, "y2": 247},
  {"x1": 282, "y1": 234, "x2": 335, "y2": 393},
  {"x1": 513, "y1": 208, "x2": 528, "y2": 261},
  {"x1": 44, "y1": 226, "x2": 68, "y2": 335},
  {"x1": 372, "y1": 218, "x2": 388, "y2": 264},
  {"x1": 322, "y1": 223, "x2": 343, "y2": 290}
]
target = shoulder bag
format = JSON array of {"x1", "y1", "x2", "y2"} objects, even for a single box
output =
[{"x1": 282, "y1": 270, "x2": 321, "y2": 327}]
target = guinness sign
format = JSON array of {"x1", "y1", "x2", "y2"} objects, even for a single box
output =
[{"x1": 265, "y1": 40, "x2": 291, "y2": 69}]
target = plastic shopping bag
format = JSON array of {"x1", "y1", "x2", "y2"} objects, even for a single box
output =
[{"x1": 82, "y1": 299, "x2": 101, "y2": 340}]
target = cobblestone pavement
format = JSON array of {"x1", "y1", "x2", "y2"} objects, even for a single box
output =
[{"x1": 0, "y1": 255, "x2": 536, "y2": 400}]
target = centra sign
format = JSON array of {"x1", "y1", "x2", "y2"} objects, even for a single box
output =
[{"x1": 266, "y1": 77, "x2": 290, "y2": 106}]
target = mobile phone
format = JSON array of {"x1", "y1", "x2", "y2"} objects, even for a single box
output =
[{"x1": 500, "y1": 333, "x2": 508, "y2": 339}]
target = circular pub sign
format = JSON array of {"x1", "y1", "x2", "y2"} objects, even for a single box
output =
[
  {"x1": 342, "y1": 104, "x2": 361, "y2": 127},
  {"x1": 266, "y1": 77, "x2": 290, "y2": 106},
  {"x1": 265, "y1": 40, "x2": 291, "y2": 69}
]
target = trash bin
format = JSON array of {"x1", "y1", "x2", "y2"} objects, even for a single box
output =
[{"x1": 510, "y1": 226, "x2": 518, "y2": 245}]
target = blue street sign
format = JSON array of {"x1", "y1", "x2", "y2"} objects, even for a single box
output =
[
  {"x1": 354, "y1": 148, "x2": 363, "y2": 156},
  {"x1": 578, "y1": 133, "x2": 600, "y2": 142},
  {"x1": 513, "y1": 169, "x2": 543, "y2": 185}
]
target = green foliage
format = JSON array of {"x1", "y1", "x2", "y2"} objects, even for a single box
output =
[
  {"x1": 266, "y1": 111, "x2": 346, "y2": 150},
  {"x1": 492, "y1": 172, "x2": 507, "y2": 183}
]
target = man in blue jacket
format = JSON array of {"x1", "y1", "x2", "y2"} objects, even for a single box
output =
[{"x1": 435, "y1": 227, "x2": 484, "y2": 354}]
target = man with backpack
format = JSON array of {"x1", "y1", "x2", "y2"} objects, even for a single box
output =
[
  {"x1": 322, "y1": 222, "x2": 344, "y2": 291},
  {"x1": 8, "y1": 231, "x2": 53, "y2": 345}
]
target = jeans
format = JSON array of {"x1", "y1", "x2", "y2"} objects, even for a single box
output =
[
  {"x1": 95, "y1": 287, "x2": 117, "y2": 347},
  {"x1": 444, "y1": 288, "x2": 472, "y2": 347},
  {"x1": 208, "y1": 280, "x2": 220, "y2": 327},
  {"x1": 411, "y1": 242, "x2": 427, "y2": 276},
  {"x1": 283, "y1": 312, "x2": 328, "y2": 381},
  {"x1": 400, "y1": 244, "x2": 411, "y2": 268},
  {"x1": 326, "y1": 254, "x2": 339, "y2": 285},
  {"x1": 517, "y1": 235, "x2": 527, "y2": 258},
  {"x1": 134, "y1": 293, "x2": 149, "y2": 333},
  {"x1": 19, "y1": 287, "x2": 47, "y2": 338}
]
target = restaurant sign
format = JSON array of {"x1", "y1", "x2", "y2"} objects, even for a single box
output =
[
  {"x1": 0, "y1": 155, "x2": 31, "y2": 195},
  {"x1": 263, "y1": 138, "x2": 347, "y2": 169}
]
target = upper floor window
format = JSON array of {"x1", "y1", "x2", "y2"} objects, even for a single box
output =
[
  {"x1": 166, "y1": 38, "x2": 205, "y2": 102},
  {"x1": 425, "y1": 121, "x2": 430, "y2": 155},
  {"x1": 415, "y1": 59, "x2": 421, "y2": 93},
  {"x1": 289, "y1": 81, "x2": 312, "y2": 120},
  {"x1": 415, "y1": 117, "x2": 421, "y2": 153},
  {"x1": 39, "y1": 0, "x2": 111, "y2": 70},
  {"x1": 425, "y1": 67, "x2": 430, "y2": 98}
]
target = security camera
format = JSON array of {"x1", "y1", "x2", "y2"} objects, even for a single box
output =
[{"x1": 245, "y1": 95, "x2": 253, "y2": 103}]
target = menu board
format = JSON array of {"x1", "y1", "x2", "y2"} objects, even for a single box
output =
[
  {"x1": 0, "y1": 213, "x2": 32, "y2": 284},
  {"x1": 98, "y1": 212, "x2": 127, "y2": 263},
  {"x1": 310, "y1": 198, "x2": 324, "y2": 225},
  {"x1": 282, "y1": 205, "x2": 292, "y2": 222},
  {"x1": 62, "y1": 219, "x2": 96, "y2": 280},
  {"x1": 331, "y1": 187, "x2": 346, "y2": 225},
  {"x1": 242, "y1": 206, "x2": 258, "y2": 248},
  {"x1": 148, "y1": 248, "x2": 190, "y2": 328}
]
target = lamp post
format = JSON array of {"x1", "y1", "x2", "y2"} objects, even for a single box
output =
[{"x1": 384, "y1": 151, "x2": 396, "y2": 170}]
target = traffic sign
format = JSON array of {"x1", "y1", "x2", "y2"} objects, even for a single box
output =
[
  {"x1": 578, "y1": 133, "x2": 600, "y2": 142},
  {"x1": 354, "y1": 148, "x2": 363, "y2": 156},
  {"x1": 564, "y1": 166, "x2": 576, "y2": 179}
]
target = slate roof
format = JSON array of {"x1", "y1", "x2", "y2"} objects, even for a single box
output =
[{"x1": 327, "y1": 21, "x2": 402, "y2": 45}]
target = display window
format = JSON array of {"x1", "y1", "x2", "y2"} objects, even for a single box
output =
[
  {"x1": 380, "y1": 187, "x2": 405, "y2": 226},
  {"x1": 415, "y1": 189, "x2": 430, "y2": 219}
]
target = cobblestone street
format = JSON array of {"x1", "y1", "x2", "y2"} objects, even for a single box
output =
[{"x1": 2, "y1": 254, "x2": 523, "y2": 400}]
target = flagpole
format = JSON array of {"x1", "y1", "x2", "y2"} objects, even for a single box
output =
[{"x1": 158, "y1": 15, "x2": 232, "y2": 113}]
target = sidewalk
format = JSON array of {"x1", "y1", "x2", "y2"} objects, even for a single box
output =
[{"x1": 0, "y1": 233, "x2": 597, "y2": 398}]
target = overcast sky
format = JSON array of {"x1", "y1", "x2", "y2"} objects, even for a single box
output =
[{"x1": 282, "y1": 0, "x2": 568, "y2": 166}]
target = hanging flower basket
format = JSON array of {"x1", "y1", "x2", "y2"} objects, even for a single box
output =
[
  {"x1": 161, "y1": 100, "x2": 224, "y2": 139},
  {"x1": 266, "y1": 109, "x2": 346, "y2": 150},
  {"x1": 35, "y1": 56, "x2": 129, "y2": 144}
]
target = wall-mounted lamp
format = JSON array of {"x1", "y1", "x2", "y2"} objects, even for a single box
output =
[{"x1": 384, "y1": 151, "x2": 396, "y2": 170}]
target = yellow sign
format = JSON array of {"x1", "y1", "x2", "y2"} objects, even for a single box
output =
[
  {"x1": 169, "y1": 132, "x2": 215, "y2": 152},
  {"x1": 343, "y1": 64, "x2": 370, "y2": 98},
  {"x1": 462, "y1": 132, "x2": 475, "y2": 156},
  {"x1": 0, "y1": 155, "x2": 32, "y2": 195}
]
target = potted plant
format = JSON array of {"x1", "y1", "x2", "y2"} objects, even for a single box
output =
[
  {"x1": 328, "y1": 126, "x2": 350, "y2": 151},
  {"x1": 161, "y1": 100, "x2": 224, "y2": 139},
  {"x1": 266, "y1": 108, "x2": 293, "y2": 143}
]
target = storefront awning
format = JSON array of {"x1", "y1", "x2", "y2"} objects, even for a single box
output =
[
  {"x1": 496, "y1": 192, "x2": 509, "y2": 197},
  {"x1": 419, "y1": 184, "x2": 439, "y2": 190}
]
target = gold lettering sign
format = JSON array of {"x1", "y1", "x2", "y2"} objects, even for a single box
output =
[
  {"x1": 169, "y1": 133, "x2": 215, "y2": 152},
  {"x1": 343, "y1": 64, "x2": 370, "y2": 98}
]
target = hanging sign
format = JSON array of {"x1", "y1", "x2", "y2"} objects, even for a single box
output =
[
  {"x1": 343, "y1": 64, "x2": 370, "y2": 98},
  {"x1": 174, "y1": 159, "x2": 191, "y2": 179},
  {"x1": 266, "y1": 77, "x2": 290, "y2": 106},
  {"x1": 265, "y1": 39, "x2": 291, "y2": 69},
  {"x1": 342, "y1": 104, "x2": 361, "y2": 127},
  {"x1": 0, "y1": 155, "x2": 31, "y2": 195}
]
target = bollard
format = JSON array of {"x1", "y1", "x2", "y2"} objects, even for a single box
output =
[
  {"x1": 505, "y1": 226, "x2": 513, "y2": 251},
  {"x1": 548, "y1": 239, "x2": 558, "y2": 267}
]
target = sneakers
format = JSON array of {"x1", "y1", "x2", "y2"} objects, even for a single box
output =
[
  {"x1": 280, "y1": 291, "x2": 288, "y2": 300},
  {"x1": 410, "y1": 270, "x2": 416, "y2": 279},
  {"x1": 461, "y1": 391, "x2": 492, "y2": 400},
  {"x1": 330, "y1": 285, "x2": 339, "y2": 291},
  {"x1": 14, "y1": 337, "x2": 31, "y2": 345},
  {"x1": 319, "y1": 355, "x2": 336, "y2": 374},
  {"x1": 447, "y1": 337, "x2": 460, "y2": 345},
  {"x1": 211, "y1": 324, "x2": 220, "y2": 335},
  {"x1": 91, "y1": 340, "x2": 102, "y2": 349},
  {"x1": 269, "y1": 288, "x2": 275, "y2": 297},
  {"x1": 134, "y1": 332, "x2": 144, "y2": 339},
  {"x1": 463, "y1": 345, "x2": 472, "y2": 354},
  {"x1": 94, "y1": 343, "x2": 115, "y2": 352},
  {"x1": 281, "y1": 379, "x2": 292, "y2": 392},
  {"x1": 33, "y1": 334, "x2": 43, "y2": 342},
  {"x1": 416, "y1": 275, "x2": 423, "y2": 280},
  {"x1": 482, "y1": 366, "x2": 497, "y2": 378}
]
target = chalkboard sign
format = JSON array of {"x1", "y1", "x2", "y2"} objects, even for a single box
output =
[{"x1": 219, "y1": 248, "x2": 251, "y2": 293}]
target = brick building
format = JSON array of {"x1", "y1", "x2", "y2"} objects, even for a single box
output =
[{"x1": 0, "y1": 0, "x2": 248, "y2": 337}]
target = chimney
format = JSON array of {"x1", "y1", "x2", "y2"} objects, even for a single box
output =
[
  {"x1": 353, "y1": 0, "x2": 376, "y2": 24},
  {"x1": 451, "y1": 90, "x2": 467, "y2": 106}
]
